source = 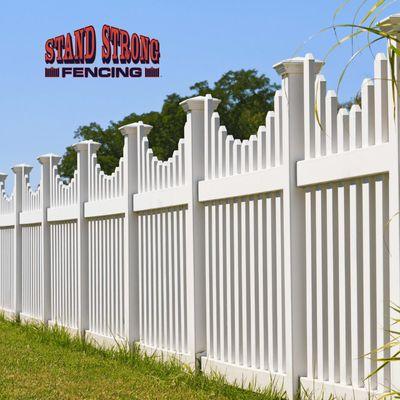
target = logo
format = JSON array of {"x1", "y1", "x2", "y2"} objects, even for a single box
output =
[{"x1": 44, "y1": 25, "x2": 160, "y2": 78}]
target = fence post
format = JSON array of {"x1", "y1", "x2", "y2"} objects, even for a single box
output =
[
  {"x1": 72, "y1": 140, "x2": 98, "y2": 335},
  {"x1": 37, "y1": 154, "x2": 61, "y2": 323},
  {"x1": 273, "y1": 58, "x2": 310, "y2": 398},
  {"x1": 180, "y1": 95, "x2": 220, "y2": 364},
  {"x1": 11, "y1": 164, "x2": 32, "y2": 318},
  {"x1": 119, "y1": 121, "x2": 152, "y2": 344},
  {"x1": 379, "y1": 14, "x2": 400, "y2": 391}
]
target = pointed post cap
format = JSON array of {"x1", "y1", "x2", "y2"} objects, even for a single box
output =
[
  {"x1": 119, "y1": 120, "x2": 153, "y2": 136},
  {"x1": 180, "y1": 94, "x2": 221, "y2": 112},
  {"x1": 12, "y1": 164, "x2": 33, "y2": 175},
  {"x1": 379, "y1": 14, "x2": 400, "y2": 33},
  {"x1": 0, "y1": 173, "x2": 7, "y2": 183},
  {"x1": 274, "y1": 54, "x2": 324, "y2": 77},
  {"x1": 37, "y1": 153, "x2": 61, "y2": 165},
  {"x1": 72, "y1": 140, "x2": 101, "y2": 152}
]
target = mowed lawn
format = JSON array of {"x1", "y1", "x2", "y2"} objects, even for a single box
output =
[{"x1": 0, "y1": 317, "x2": 284, "y2": 400}]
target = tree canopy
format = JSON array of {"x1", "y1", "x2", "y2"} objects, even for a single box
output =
[{"x1": 59, "y1": 69, "x2": 279, "y2": 179}]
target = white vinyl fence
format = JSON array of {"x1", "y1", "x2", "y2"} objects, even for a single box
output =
[
  {"x1": 298, "y1": 53, "x2": 392, "y2": 397},
  {"x1": 199, "y1": 91, "x2": 287, "y2": 389},
  {"x1": 1, "y1": 15, "x2": 400, "y2": 399}
]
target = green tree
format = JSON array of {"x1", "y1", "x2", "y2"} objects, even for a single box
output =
[
  {"x1": 190, "y1": 70, "x2": 278, "y2": 140},
  {"x1": 59, "y1": 70, "x2": 279, "y2": 179}
]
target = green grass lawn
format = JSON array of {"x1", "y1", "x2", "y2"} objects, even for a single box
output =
[{"x1": 0, "y1": 316, "x2": 285, "y2": 400}]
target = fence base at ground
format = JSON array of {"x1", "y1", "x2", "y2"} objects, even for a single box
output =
[
  {"x1": 85, "y1": 330, "x2": 127, "y2": 350},
  {"x1": 138, "y1": 342, "x2": 195, "y2": 368},
  {"x1": 300, "y1": 378, "x2": 380, "y2": 400},
  {"x1": 201, "y1": 357, "x2": 286, "y2": 392},
  {"x1": 47, "y1": 320, "x2": 82, "y2": 338},
  {"x1": 20, "y1": 313, "x2": 44, "y2": 326},
  {"x1": 1, "y1": 309, "x2": 18, "y2": 321}
]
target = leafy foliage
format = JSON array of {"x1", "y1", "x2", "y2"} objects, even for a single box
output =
[
  {"x1": 59, "y1": 70, "x2": 279, "y2": 179},
  {"x1": 315, "y1": 0, "x2": 400, "y2": 97},
  {"x1": 366, "y1": 304, "x2": 400, "y2": 397},
  {"x1": 190, "y1": 70, "x2": 278, "y2": 141}
]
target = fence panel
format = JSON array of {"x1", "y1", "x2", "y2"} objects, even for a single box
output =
[
  {"x1": 298, "y1": 53, "x2": 392, "y2": 398},
  {"x1": 50, "y1": 220, "x2": 79, "y2": 330},
  {"x1": 0, "y1": 226, "x2": 14, "y2": 312},
  {"x1": 0, "y1": 166, "x2": 31, "y2": 318},
  {"x1": 21, "y1": 224, "x2": 43, "y2": 320},
  {"x1": 20, "y1": 171, "x2": 44, "y2": 322},
  {"x1": 205, "y1": 192, "x2": 285, "y2": 376},
  {"x1": 138, "y1": 206, "x2": 189, "y2": 356},
  {"x1": 48, "y1": 158, "x2": 80, "y2": 332},
  {"x1": 88, "y1": 215, "x2": 125, "y2": 343},
  {"x1": 133, "y1": 118, "x2": 194, "y2": 363},
  {"x1": 84, "y1": 142, "x2": 127, "y2": 345},
  {"x1": 0, "y1": 175, "x2": 14, "y2": 312},
  {"x1": 199, "y1": 86, "x2": 289, "y2": 389}
]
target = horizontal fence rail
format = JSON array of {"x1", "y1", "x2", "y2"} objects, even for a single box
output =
[{"x1": 1, "y1": 17, "x2": 400, "y2": 399}]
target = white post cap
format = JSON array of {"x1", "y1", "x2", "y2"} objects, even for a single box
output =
[
  {"x1": 180, "y1": 94, "x2": 220, "y2": 112},
  {"x1": 379, "y1": 14, "x2": 400, "y2": 32},
  {"x1": 72, "y1": 140, "x2": 101, "y2": 152},
  {"x1": 37, "y1": 153, "x2": 61, "y2": 165},
  {"x1": 274, "y1": 54, "x2": 324, "y2": 77},
  {"x1": 12, "y1": 164, "x2": 33, "y2": 174},
  {"x1": 119, "y1": 120, "x2": 153, "y2": 136}
]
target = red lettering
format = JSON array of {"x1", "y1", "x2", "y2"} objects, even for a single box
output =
[
  {"x1": 139, "y1": 35, "x2": 149, "y2": 63},
  {"x1": 150, "y1": 39, "x2": 160, "y2": 64},
  {"x1": 84, "y1": 26, "x2": 96, "y2": 63},
  {"x1": 101, "y1": 25, "x2": 111, "y2": 63},
  {"x1": 45, "y1": 39, "x2": 55, "y2": 64},
  {"x1": 119, "y1": 29, "x2": 130, "y2": 63},
  {"x1": 130, "y1": 33, "x2": 140, "y2": 63},
  {"x1": 110, "y1": 26, "x2": 120, "y2": 63},
  {"x1": 74, "y1": 29, "x2": 85, "y2": 63},
  {"x1": 54, "y1": 35, "x2": 65, "y2": 63},
  {"x1": 63, "y1": 33, "x2": 74, "y2": 63}
]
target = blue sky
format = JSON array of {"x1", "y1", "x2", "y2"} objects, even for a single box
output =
[{"x1": 0, "y1": 0, "x2": 397, "y2": 186}]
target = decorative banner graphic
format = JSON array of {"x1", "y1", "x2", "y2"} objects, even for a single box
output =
[{"x1": 44, "y1": 25, "x2": 160, "y2": 78}]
